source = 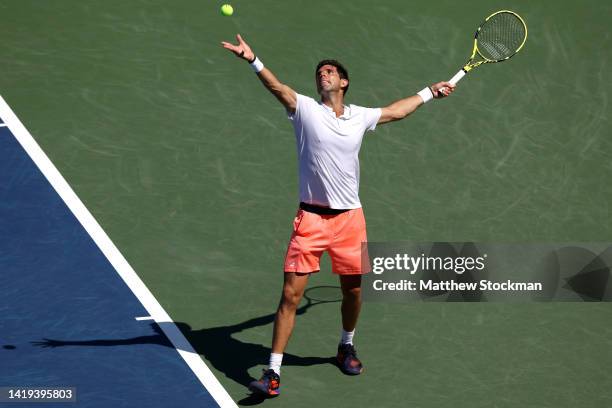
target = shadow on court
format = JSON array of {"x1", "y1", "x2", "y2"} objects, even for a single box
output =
[{"x1": 31, "y1": 287, "x2": 338, "y2": 405}]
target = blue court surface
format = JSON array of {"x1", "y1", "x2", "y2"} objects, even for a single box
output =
[{"x1": 0, "y1": 97, "x2": 236, "y2": 407}]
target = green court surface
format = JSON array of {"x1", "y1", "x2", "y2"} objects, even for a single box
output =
[{"x1": 2, "y1": 0, "x2": 611, "y2": 406}]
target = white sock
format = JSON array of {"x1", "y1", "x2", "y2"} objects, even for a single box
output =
[
  {"x1": 340, "y1": 329, "x2": 355, "y2": 345},
  {"x1": 268, "y1": 353, "x2": 283, "y2": 375}
]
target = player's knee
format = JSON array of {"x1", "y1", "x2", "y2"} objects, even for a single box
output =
[
  {"x1": 280, "y1": 286, "x2": 303, "y2": 309},
  {"x1": 342, "y1": 286, "x2": 361, "y2": 301}
]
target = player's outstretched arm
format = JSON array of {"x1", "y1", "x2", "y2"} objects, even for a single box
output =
[
  {"x1": 378, "y1": 81, "x2": 455, "y2": 125},
  {"x1": 221, "y1": 34, "x2": 297, "y2": 113}
]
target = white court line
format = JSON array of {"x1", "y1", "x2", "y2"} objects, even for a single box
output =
[
  {"x1": 135, "y1": 316, "x2": 155, "y2": 321},
  {"x1": 0, "y1": 123, "x2": 7, "y2": 127},
  {"x1": 0, "y1": 95, "x2": 237, "y2": 408}
]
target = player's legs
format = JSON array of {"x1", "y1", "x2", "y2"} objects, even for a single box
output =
[
  {"x1": 336, "y1": 273, "x2": 364, "y2": 375},
  {"x1": 328, "y1": 208, "x2": 367, "y2": 330},
  {"x1": 339, "y1": 274, "x2": 362, "y2": 332},
  {"x1": 271, "y1": 272, "x2": 310, "y2": 353},
  {"x1": 250, "y1": 272, "x2": 311, "y2": 396},
  {"x1": 328, "y1": 208, "x2": 367, "y2": 375},
  {"x1": 276, "y1": 208, "x2": 327, "y2": 354},
  {"x1": 254, "y1": 207, "x2": 327, "y2": 391}
]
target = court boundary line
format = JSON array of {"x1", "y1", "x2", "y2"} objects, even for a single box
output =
[
  {"x1": 135, "y1": 316, "x2": 156, "y2": 321},
  {"x1": 0, "y1": 95, "x2": 237, "y2": 408}
]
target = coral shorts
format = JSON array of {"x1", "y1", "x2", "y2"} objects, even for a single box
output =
[{"x1": 284, "y1": 206, "x2": 368, "y2": 275}]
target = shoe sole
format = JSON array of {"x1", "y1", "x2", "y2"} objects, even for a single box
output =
[
  {"x1": 339, "y1": 366, "x2": 364, "y2": 375},
  {"x1": 336, "y1": 357, "x2": 364, "y2": 375}
]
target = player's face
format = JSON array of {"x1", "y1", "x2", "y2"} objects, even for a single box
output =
[{"x1": 316, "y1": 65, "x2": 347, "y2": 95}]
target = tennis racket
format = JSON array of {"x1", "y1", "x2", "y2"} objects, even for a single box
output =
[{"x1": 443, "y1": 10, "x2": 527, "y2": 91}]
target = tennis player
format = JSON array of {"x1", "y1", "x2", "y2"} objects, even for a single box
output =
[{"x1": 221, "y1": 34, "x2": 455, "y2": 396}]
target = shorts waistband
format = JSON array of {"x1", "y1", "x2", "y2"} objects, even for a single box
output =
[{"x1": 299, "y1": 202, "x2": 350, "y2": 215}]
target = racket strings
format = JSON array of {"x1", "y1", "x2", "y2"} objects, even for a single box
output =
[{"x1": 477, "y1": 12, "x2": 526, "y2": 61}]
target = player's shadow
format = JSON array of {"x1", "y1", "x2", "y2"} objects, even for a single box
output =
[{"x1": 31, "y1": 287, "x2": 337, "y2": 405}]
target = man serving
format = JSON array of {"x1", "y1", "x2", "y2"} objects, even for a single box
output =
[{"x1": 221, "y1": 34, "x2": 455, "y2": 396}]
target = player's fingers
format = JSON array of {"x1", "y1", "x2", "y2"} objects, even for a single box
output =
[
  {"x1": 221, "y1": 43, "x2": 240, "y2": 53},
  {"x1": 236, "y1": 33, "x2": 245, "y2": 44},
  {"x1": 435, "y1": 87, "x2": 449, "y2": 98}
]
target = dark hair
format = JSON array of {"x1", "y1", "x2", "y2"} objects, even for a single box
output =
[{"x1": 315, "y1": 59, "x2": 349, "y2": 95}]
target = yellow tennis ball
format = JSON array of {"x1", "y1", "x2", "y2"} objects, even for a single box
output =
[{"x1": 220, "y1": 4, "x2": 233, "y2": 16}]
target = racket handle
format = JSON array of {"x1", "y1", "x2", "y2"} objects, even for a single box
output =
[
  {"x1": 448, "y1": 69, "x2": 466, "y2": 86},
  {"x1": 437, "y1": 69, "x2": 466, "y2": 95}
]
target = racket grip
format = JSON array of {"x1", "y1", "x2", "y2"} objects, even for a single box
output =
[
  {"x1": 437, "y1": 69, "x2": 466, "y2": 95},
  {"x1": 448, "y1": 69, "x2": 466, "y2": 85}
]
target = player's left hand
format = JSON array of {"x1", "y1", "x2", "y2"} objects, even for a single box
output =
[
  {"x1": 221, "y1": 34, "x2": 255, "y2": 62},
  {"x1": 430, "y1": 82, "x2": 456, "y2": 98}
]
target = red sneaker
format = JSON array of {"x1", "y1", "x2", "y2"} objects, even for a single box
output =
[
  {"x1": 248, "y1": 369, "x2": 281, "y2": 396},
  {"x1": 336, "y1": 343, "x2": 364, "y2": 375}
]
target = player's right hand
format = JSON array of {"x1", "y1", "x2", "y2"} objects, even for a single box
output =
[
  {"x1": 430, "y1": 81, "x2": 456, "y2": 98},
  {"x1": 221, "y1": 34, "x2": 255, "y2": 62}
]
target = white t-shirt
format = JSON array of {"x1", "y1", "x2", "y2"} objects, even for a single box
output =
[{"x1": 288, "y1": 93, "x2": 382, "y2": 209}]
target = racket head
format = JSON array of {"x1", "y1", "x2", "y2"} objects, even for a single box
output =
[{"x1": 475, "y1": 10, "x2": 527, "y2": 63}]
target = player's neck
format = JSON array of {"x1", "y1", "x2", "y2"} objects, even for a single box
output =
[{"x1": 321, "y1": 93, "x2": 345, "y2": 117}]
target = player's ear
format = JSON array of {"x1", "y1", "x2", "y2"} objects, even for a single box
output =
[{"x1": 340, "y1": 78, "x2": 349, "y2": 89}]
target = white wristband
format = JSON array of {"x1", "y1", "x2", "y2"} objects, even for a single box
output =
[
  {"x1": 250, "y1": 57, "x2": 264, "y2": 73},
  {"x1": 417, "y1": 87, "x2": 434, "y2": 104}
]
